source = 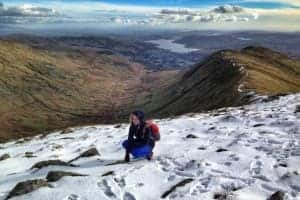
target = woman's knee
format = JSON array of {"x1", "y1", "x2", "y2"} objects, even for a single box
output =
[{"x1": 122, "y1": 140, "x2": 129, "y2": 149}]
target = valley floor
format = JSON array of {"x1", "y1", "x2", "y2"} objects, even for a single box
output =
[{"x1": 0, "y1": 94, "x2": 299, "y2": 200}]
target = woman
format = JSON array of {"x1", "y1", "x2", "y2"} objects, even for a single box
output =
[{"x1": 122, "y1": 110, "x2": 155, "y2": 162}]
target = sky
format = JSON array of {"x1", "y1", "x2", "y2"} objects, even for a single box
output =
[{"x1": 0, "y1": 0, "x2": 300, "y2": 35}]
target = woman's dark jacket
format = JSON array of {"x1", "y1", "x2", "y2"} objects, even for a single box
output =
[{"x1": 127, "y1": 121, "x2": 154, "y2": 150}]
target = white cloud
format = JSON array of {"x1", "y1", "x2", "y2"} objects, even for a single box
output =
[
  {"x1": 242, "y1": 0, "x2": 300, "y2": 7},
  {"x1": 0, "y1": 2, "x2": 59, "y2": 17},
  {"x1": 160, "y1": 9, "x2": 191, "y2": 15},
  {"x1": 110, "y1": 16, "x2": 133, "y2": 24},
  {"x1": 144, "y1": 5, "x2": 258, "y2": 25},
  {"x1": 212, "y1": 5, "x2": 244, "y2": 13},
  {"x1": 0, "y1": 1, "x2": 299, "y2": 31}
]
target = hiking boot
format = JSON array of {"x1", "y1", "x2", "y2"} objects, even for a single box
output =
[
  {"x1": 125, "y1": 153, "x2": 130, "y2": 162},
  {"x1": 146, "y1": 152, "x2": 153, "y2": 161}
]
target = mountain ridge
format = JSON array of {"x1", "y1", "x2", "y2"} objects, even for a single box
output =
[
  {"x1": 134, "y1": 46, "x2": 300, "y2": 118},
  {"x1": 0, "y1": 40, "x2": 299, "y2": 142}
]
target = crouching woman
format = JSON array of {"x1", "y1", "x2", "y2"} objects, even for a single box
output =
[{"x1": 122, "y1": 110, "x2": 159, "y2": 162}]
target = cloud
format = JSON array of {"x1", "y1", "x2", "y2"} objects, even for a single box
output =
[
  {"x1": 0, "y1": 1, "x2": 298, "y2": 32},
  {"x1": 160, "y1": 9, "x2": 191, "y2": 15},
  {"x1": 0, "y1": 2, "x2": 255, "y2": 26},
  {"x1": 242, "y1": 0, "x2": 300, "y2": 7},
  {"x1": 147, "y1": 5, "x2": 258, "y2": 24},
  {"x1": 0, "y1": 2, "x2": 59, "y2": 17},
  {"x1": 212, "y1": 5, "x2": 244, "y2": 13},
  {"x1": 110, "y1": 16, "x2": 133, "y2": 24}
]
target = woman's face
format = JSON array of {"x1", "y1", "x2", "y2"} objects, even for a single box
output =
[{"x1": 130, "y1": 114, "x2": 140, "y2": 126}]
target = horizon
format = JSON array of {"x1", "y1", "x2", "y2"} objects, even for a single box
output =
[{"x1": 0, "y1": 0, "x2": 300, "y2": 35}]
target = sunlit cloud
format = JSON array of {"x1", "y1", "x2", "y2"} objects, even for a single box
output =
[
  {"x1": 242, "y1": 0, "x2": 300, "y2": 7},
  {"x1": 0, "y1": 1, "x2": 299, "y2": 31},
  {"x1": 212, "y1": 5, "x2": 244, "y2": 13},
  {"x1": 0, "y1": 3, "x2": 59, "y2": 17},
  {"x1": 150, "y1": 5, "x2": 256, "y2": 24}
]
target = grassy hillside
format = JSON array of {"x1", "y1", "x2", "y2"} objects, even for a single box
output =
[
  {"x1": 0, "y1": 39, "x2": 180, "y2": 142},
  {"x1": 1, "y1": 41, "x2": 299, "y2": 142},
  {"x1": 132, "y1": 46, "x2": 300, "y2": 118}
]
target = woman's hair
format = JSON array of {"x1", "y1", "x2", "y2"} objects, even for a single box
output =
[{"x1": 129, "y1": 110, "x2": 146, "y2": 126}]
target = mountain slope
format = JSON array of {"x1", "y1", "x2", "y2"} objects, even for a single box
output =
[
  {"x1": 1, "y1": 42, "x2": 299, "y2": 142},
  {"x1": 0, "y1": 94, "x2": 299, "y2": 200},
  {"x1": 0, "y1": 40, "x2": 178, "y2": 142},
  {"x1": 134, "y1": 46, "x2": 300, "y2": 118}
]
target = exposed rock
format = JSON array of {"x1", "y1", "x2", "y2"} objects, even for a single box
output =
[
  {"x1": 60, "y1": 128, "x2": 73, "y2": 134},
  {"x1": 186, "y1": 134, "x2": 198, "y2": 139},
  {"x1": 24, "y1": 152, "x2": 35, "y2": 158},
  {"x1": 46, "y1": 171, "x2": 87, "y2": 182},
  {"x1": 0, "y1": 153, "x2": 10, "y2": 161},
  {"x1": 123, "y1": 192, "x2": 136, "y2": 200},
  {"x1": 291, "y1": 150, "x2": 300, "y2": 156},
  {"x1": 213, "y1": 191, "x2": 235, "y2": 200},
  {"x1": 68, "y1": 148, "x2": 100, "y2": 163},
  {"x1": 6, "y1": 179, "x2": 48, "y2": 199},
  {"x1": 161, "y1": 178, "x2": 194, "y2": 198},
  {"x1": 114, "y1": 124, "x2": 122, "y2": 128},
  {"x1": 220, "y1": 115, "x2": 238, "y2": 122},
  {"x1": 253, "y1": 123, "x2": 265, "y2": 127},
  {"x1": 278, "y1": 163, "x2": 288, "y2": 168},
  {"x1": 262, "y1": 93, "x2": 288, "y2": 103},
  {"x1": 198, "y1": 147, "x2": 206, "y2": 150},
  {"x1": 216, "y1": 148, "x2": 228, "y2": 152},
  {"x1": 52, "y1": 144, "x2": 63, "y2": 149},
  {"x1": 60, "y1": 137, "x2": 74, "y2": 140},
  {"x1": 15, "y1": 139, "x2": 25, "y2": 144},
  {"x1": 267, "y1": 191, "x2": 285, "y2": 200},
  {"x1": 31, "y1": 160, "x2": 76, "y2": 170},
  {"x1": 186, "y1": 113, "x2": 197, "y2": 117},
  {"x1": 80, "y1": 148, "x2": 100, "y2": 157},
  {"x1": 101, "y1": 171, "x2": 114, "y2": 177},
  {"x1": 213, "y1": 192, "x2": 228, "y2": 199},
  {"x1": 295, "y1": 105, "x2": 300, "y2": 113}
]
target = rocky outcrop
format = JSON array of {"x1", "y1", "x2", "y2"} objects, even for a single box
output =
[
  {"x1": 267, "y1": 191, "x2": 285, "y2": 200},
  {"x1": 30, "y1": 160, "x2": 76, "y2": 170},
  {"x1": 68, "y1": 148, "x2": 100, "y2": 163},
  {"x1": 6, "y1": 179, "x2": 49, "y2": 200},
  {"x1": 0, "y1": 153, "x2": 10, "y2": 161},
  {"x1": 46, "y1": 171, "x2": 87, "y2": 182},
  {"x1": 161, "y1": 178, "x2": 194, "y2": 198}
]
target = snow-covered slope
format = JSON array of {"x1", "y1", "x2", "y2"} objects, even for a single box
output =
[{"x1": 0, "y1": 94, "x2": 299, "y2": 200}]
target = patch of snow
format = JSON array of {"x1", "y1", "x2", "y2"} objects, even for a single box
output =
[
  {"x1": 0, "y1": 94, "x2": 299, "y2": 200},
  {"x1": 238, "y1": 84, "x2": 244, "y2": 92}
]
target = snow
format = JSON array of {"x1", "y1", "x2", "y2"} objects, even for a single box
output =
[{"x1": 0, "y1": 94, "x2": 299, "y2": 200}]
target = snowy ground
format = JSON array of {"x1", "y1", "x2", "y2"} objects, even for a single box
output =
[{"x1": 0, "y1": 94, "x2": 299, "y2": 200}]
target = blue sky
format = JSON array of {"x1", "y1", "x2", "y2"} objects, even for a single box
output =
[
  {"x1": 2, "y1": 0, "x2": 299, "y2": 9},
  {"x1": 0, "y1": 0, "x2": 300, "y2": 33}
]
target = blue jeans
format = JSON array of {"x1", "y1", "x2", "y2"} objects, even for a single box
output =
[{"x1": 122, "y1": 140, "x2": 153, "y2": 158}]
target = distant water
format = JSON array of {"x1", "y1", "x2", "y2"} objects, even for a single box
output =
[
  {"x1": 147, "y1": 39, "x2": 199, "y2": 53},
  {"x1": 237, "y1": 37, "x2": 252, "y2": 41}
]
